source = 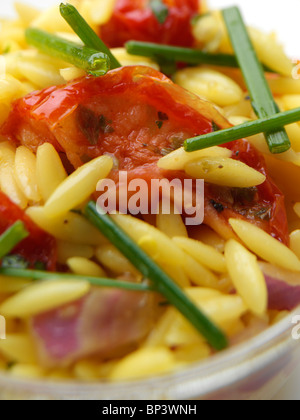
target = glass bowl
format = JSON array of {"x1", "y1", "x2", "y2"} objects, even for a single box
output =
[{"x1": 0, "y1": 306, "x2": 299, "y2": 400}]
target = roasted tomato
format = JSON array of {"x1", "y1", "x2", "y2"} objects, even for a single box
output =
[
  {"x1": 0, "y1": 66, "x2": 289, "y2": 244},
  {"x1": 100, "y1": 0, "x2": 200, "y2": 48},
  {"x1": 205, "y1": 140, "x2": 289, "y2": 244},
  {"x1": 0, "y1": 192, "x2": 57, "y2": 270}
]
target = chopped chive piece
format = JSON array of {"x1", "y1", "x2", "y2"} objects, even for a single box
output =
[
  {"x1": 84, "y1": 201, "x2": 228, "y2": 351},
  {"x1": 60, "y1": 3, "x2": 121, "y2": 69},
  {"x1": 222, "y1": 7, "x2": 290, "y2": 154},
  {"x1": 125, "y1": 41, "x2": 275, "y2": 72},
  {"x1": 150, "y1": 0, "x2": 169, "y2": 24},
  {"x1": 0, "y1": 268, "x2": 153, "y2": 292},
  {"x1": 184, "y1": 107, "x2": 300, "y2": 152},
  {"x1": 25, "y1": 28, "x2": 110, "y2": 77},
  {"x1": 0, "y1": 221, "x2": 29, "y2": 260}
]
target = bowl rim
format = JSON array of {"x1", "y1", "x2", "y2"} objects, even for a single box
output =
[{"x1": 0, "y1": 305, "x2": 299, "y2": 399}]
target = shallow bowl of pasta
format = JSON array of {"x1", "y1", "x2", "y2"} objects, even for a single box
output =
[{"x1": 0, "y1": 0, "x2": 300, "y2": 400}]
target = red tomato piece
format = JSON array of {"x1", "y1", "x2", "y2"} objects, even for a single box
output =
[
  {"x1": 0, "y1": 66, "x2": 289, "y2": 244},
  {"x1": 100, "y1": 0, "x2": 200, "y2": 48},
  {"x1": 204, "y1": 140, "x2": 289, "y2": 245},
  {"x1": 0, "y1": 192, "x2": 57, "y2": 270},
  {"x1": 1, "y1": 67, "x2": 219, "y2": 170}
]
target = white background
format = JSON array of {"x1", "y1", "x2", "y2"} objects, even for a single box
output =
[{"x1": 1, "y1": 0, "x2": 300, "y2": 400}]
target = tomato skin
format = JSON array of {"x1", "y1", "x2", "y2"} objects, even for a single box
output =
[
  {"x1": 1, "y1": 66, "x2": 289, "y2": 244},
  {"x1": 100, "y1": 0, "x2": 200, "y2": 48},
  {"x1": 1, "y1": 67, "x2": 220, "y2": 170},
  {"x1": 0, "y1": 192, "x2": 57, "y2": 270},
  {"x1": 204, "y1": 140, "x2": 289, "y2": 245}
]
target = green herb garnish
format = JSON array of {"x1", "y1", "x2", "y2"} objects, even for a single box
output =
[
  {"x1": 0, "y1": 221, "x2": 29, "y2": 260},
  {"x1": 222, "y1": 7, "x2": 290, "y2": 154},
  {"x1": 184, "y1": 107, "x2": 300, "y2": 152},
  {"x1": 60, "y1": 3, "x2": 121, "y2": 69},
  {"x1": 125, "y1": 41, "x2": 275, "y2": 72},
  {"x1": 210, "y1": 200, "x2": 224, "y2": 213},
  {"x1": 150, "y1": 0, "x2": 169, "y2": 24},
  {"x1": 84, "y1": 201, "x2": 228, "y2": 351},
  {"x1": 76, "y1": 106, "x2": 114, "y2": 144},
  {"x1": 0, "y1": 268, "x2": 153, "y2": 292},
  {"x1": 25, "y1": 28, "x2": 110, "y2": 77},
  {"x1": 158, "y1": 111, "x2": 169, "y2": 121}
]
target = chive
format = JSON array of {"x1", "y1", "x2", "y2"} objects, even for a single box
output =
[
  {"x1": 222, "y1": 7, "x2": 290, "y2": 154},
  {"x1": 184, "y1": 107, "x2": 300, "y2": 152},
  {"x1": 84, "y1": 201, "x2": 228, "y2": 351},
  {"x1": 125, "y1": 41, "x2": 275, "y2": 72},
  {"x1": 0, "y1": 222, "x2": 29, "y2": 260},
  {"x1": 0, "y1": 268, "x2": 153, "y2": 292},
  {"x1": 59, "y1": 3, "x2": 121, "y2": 69},
  {"x1": 25, "y1": 28, "x2": 110, "y2": 77}
]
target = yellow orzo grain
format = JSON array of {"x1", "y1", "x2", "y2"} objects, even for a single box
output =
[
  {"x1": 60, "y1": 66, "x2": 86, "y2": 81},
  {"x1": 9, "y1": 364, "x2": 45, "y2": 379},
  {"x1": 109, "y1": 347, "x2": 177, "y2": 381},
  {"x1": 157, "y1": 146, "x2": 232, "y2": 171},
  {"x1": 56, "y1": 241, "x2": 94, "y2": 264},
  {"x1": 36, "y1": 143, "x2": 68, "y2": 202},
  {"x1": 14, "y1": 146, "x2": 41, "y2": 202},
  {"x1": 111, "y1": 214, "x2": 186, "y2": 267},
  {"x1": 182, "y1": 253, "x2": 220, "y2": 289},
  {"x1": 0, "y1": 142, "x2": 27, "y2": 209},
  {"x1": 26, "y1": 206, "x2": 107, "y2": 245},
  {"x1": 0, "y1": 74, "x2": 24, "y2": 102},
  {"x1": 174, "y1": 67, "x2": 243, "y2": 106},
  {"x1": 185, "y1": 157, "x2": 266, "y2": 188},
  {"x1": 67, "y1": 257, "x2": 106, "y2": 277},
  {"x1": 95, "y1": 244, "x2": 138, "y2": 276},
  {"x1": 0, "y1": 277, "x2": 31, "y2": 293},
  {"x1": 0, "y1": 280, "x2": 90, "y2": 318},
  {"x1": 173, "y1": 236, "x2": 226, "y2": 273},
  {"x1": 0, "y1": 334, "x2": 37, "y2": 364},
  {"x1": 229, "y1": 218, "x2": 300, "y2": 272},
  {"x1": 111, "y1": 47, "x2": 159, "y2": 70},
  {"x1": 31, "y1": 4, "x2": 78, "y2": 33},
  {"x1": 156, "y1": 212, "x2": 188, "y2": 238},
  {"x1": 173, "y1": 343, "x2": 211, "y2": 363},
  {"x1": 44, "y1": 155, "x2": 113, "y2": 218},
  {"x1": 17, "y1": 56, "x2": 65, "y2": 88},
  {"x1": 191, "y1": 225, "x2": 225, "y2": 253},
  {"x1": 290, "y1": 230, "x2": 300, "y2": 259},
  {"x1": 162, "y1": 264, "x2": 190, "y2": 288},
  {"x1": 225, "y1": 239, "x2": 267, "y2": 315},
  {"x1": 14, "y1": 2, "x2": 40, "y2": 26},
  {"x1": 249, "y1": 28, "x2": 293, "y2": 77}
]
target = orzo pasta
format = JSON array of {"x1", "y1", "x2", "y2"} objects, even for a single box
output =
[{"x1": 0, "y1": 0, "x2": 299, "y2": 384}]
